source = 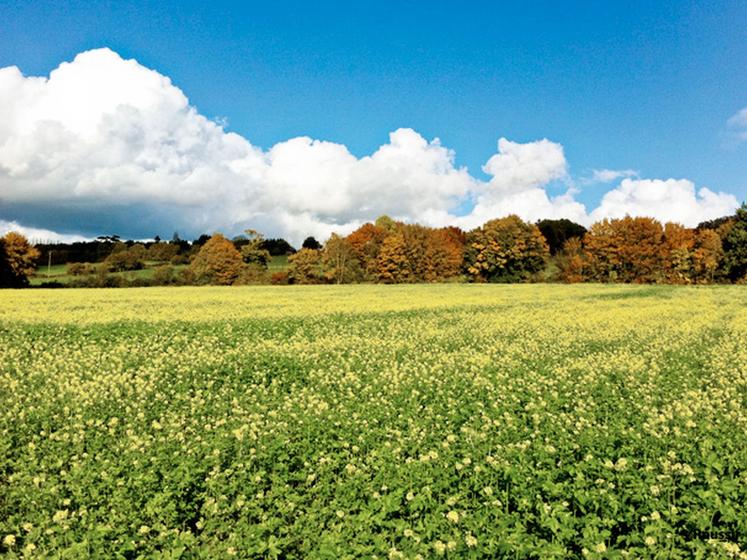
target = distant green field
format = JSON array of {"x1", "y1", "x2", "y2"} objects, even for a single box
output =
[
  {"x1": 267, "y1": 254, "x2": 289, "y2": 272},
  {"x1": 32, "y1": 263, "x2": 68, "y2": 279},
  {"x1": 1, "y1": 285, "x2": 746, "y2": 557},
  {"x1": 30, "y1": 263, "x2": 176, "y2": 286},
  {"x1": 30, "y1": 255, "x2": 290, "y2": 285}
]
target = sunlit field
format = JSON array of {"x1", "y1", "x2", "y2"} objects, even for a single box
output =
[{"x1": 1, "y1": 285, "x2": 746, "y2": 558}]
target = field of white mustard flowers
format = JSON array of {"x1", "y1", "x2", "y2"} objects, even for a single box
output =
[{"x1": 1, "y1": 284, "x2": 746, "y2": 558}]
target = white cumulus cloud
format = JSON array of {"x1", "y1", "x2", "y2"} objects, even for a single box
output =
[
  {"x1": 456, "y1": 138, "x2": 587, "y2": 228},
  {"x1": 483, "y1": 138, "x2": 568, "y2": 193},
  {"x1": 0, "y1": 49, "x2": 479, "y2": 244},
  {"x1": 590, "y1": 178, "x2": 739, "y2": 227},
  {"x1": 0, "y1": 48, "x2": 741, "y2": 244}
]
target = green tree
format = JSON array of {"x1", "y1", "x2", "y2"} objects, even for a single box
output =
[
  {"x1": 288, "y1": 248, "x2": 323, "y2": 284},
  {"x1": 464, "y1": 216, "x2": 549, "y2": 282},
  {"x1": 67, "y1": 262, "x2": 93, "y2": 276},
  {"x1": 261, "y1": 238, "x2": 296, "y2": 256},
  {"x1": 239, "y1": 229, "x2": 271, "y2": 268},
  {"x1": 722, "y1": 203, "x2": 747, "y2": 281},
  {"x1": 187, "y1": 233, "x2": 245, "y2": 285},
  {"x1": 301, "y1": 236, "x2": 322, "y2": 250},
  {"x1": 536, "y1": 219, "x2": 587, "y2": 255},
  {"x1": 323, "y1": 234, "x2": 362, "y2": 284},
  {"x1": 374, "y1": 215, "x2": 398, "y2": 233},
  {"x1": 146, "y1": 242, "x2": 179, "y2": 262},
  {"x1": 151, "y1": 264, "x2": 176, "y2": 285},
  {"x1": 104, "y1": 243, "x2": 146, "y2": 272}
]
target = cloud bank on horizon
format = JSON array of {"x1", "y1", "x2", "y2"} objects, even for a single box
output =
[{"x1": 0, "y1": 48, "x2": 740, "y2": 244}]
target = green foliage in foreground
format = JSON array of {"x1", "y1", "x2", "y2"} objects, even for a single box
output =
[{"x1": 1, "y1": 285, "x2": 746, "y2": 558}]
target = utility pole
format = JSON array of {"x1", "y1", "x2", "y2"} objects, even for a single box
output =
[{"x1": 47, "y1": 249, "x2": 53, "y2": 279}]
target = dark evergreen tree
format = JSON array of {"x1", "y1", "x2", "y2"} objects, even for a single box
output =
[
  {"x1": 722, "y1": 203, "x2": 747, "y2": 281},
  {"x1": 302, "y1": 236, "x2": 322, "y2": 250},
  {"x1": 536, "y1": 219, "x2": 587, "y2": 255}
]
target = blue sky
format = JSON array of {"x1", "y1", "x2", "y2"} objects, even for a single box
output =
[{"x1": 0, "y1": 0, "x2": 746, "y2": 242}]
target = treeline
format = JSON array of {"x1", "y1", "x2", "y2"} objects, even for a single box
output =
[
  {"x1": 34, "y1": 233, "x2": 297, "y2": 267},
  {"x1": 2, "y1": 203, "x2": 746, "y2": 288},
  {"x1": 280, "y1": 208, "x2": 746, "y2": 285}
]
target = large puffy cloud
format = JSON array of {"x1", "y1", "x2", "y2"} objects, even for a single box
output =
[
  {"x1": 483, "y1": 138, "x2": 568, "y2": 192},
  {"x1": 0, "y1": 48, "x2": 741, "y2": 244},
  {"x1": 458, "y1": 138, "x2": 588, "y2": 228},
  {"x1": 261, "y1": 129, "x2": 475, "y2": 237},
  {"x1": 0, "y1": 49, "x2": 478, "y2": 243},
  {"x1": 0, "y1": 49, "x2": 267, "y2": 238},
  {"x1": 590, "y1": 178, "x2": 739, "y2": 227}
]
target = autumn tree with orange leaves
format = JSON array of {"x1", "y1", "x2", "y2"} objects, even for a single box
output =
[
  {"x1": 423, "y1": 227, "x2": 465, "y2": 281},
  {"x1": 346, "y1": 223, "x2": 388, "y2": 280},
  {"x1": 691, "y1": 229, "x2": 724, "y2": 283},
  {"x1": 0, "y1": 231, "x2": 41, "y2": 288},
  {"x1": 557, "y1": 237, "x2": 586, "y2": 283},
  {"x1": 346, "y1": 219, "x2": 466, "y2": 283},
  {"x1": 660, "y1": 223, "x2": 723, "y2": 284},
  {"x1": 376, "y1": 232, "x2": 411, "y2": 283},
  {"x1": 557, "y1": 216, "x2": 726, "y2": 284},
  {"x1": 187, "y1": 233, "x2": 245, "y2": 285},
  {"x1": 582, "y1": 217, "x2": 665, "y2": 283},
  {"x1": 662, "y1": 223, "x2": 696, "y2": 283}
]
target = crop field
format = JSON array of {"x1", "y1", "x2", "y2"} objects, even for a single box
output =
[{"x1": 1, "y1": 285, "x2": 746, "y2": 558}]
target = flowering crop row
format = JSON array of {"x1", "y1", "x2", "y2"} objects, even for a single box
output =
[{"x1": 1, "y1": 285, "x2": 746, "y2": 558}]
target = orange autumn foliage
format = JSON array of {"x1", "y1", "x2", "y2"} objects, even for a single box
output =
[
  {"x1": 559, "y1": 216, "x2": 725, "y2": 284},
  {"x1": 0, "y1": 231, "x2": 41, "y2": 287},
  {"x1": 583, "y1": 217, "x2": 665, "y2": 283},
  {"x1": 348, "y1": 220, "x2": 466, "y2": 283},
  {"x1": 187, "y1": 233, "x2": 245, "y2": 285},
  {"x1": 346, "y1": 223, "x2": 388, "y2": 280}
]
